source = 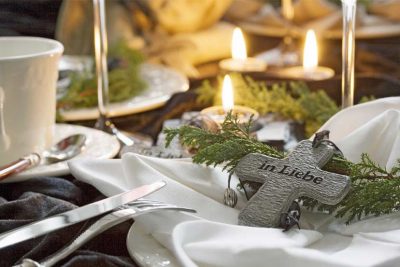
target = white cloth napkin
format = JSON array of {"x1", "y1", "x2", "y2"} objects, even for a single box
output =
[
  {"x1": 173, "y1": 220, "x2": 400, "y2": 267},
  {"x1": 69, "y1": 97, "x2": 400, "y2": 267},
  {"x1": 317, "y1": 97, "x2": 400, "y2": 171}
]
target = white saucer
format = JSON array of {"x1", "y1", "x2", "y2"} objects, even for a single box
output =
[{"x1": 3, "y1": 124, "x2": 120, "y2": 183}]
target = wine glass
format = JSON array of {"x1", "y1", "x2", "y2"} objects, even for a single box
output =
[
  {"x1": 92, "y1": 0, "x2": 134, "y2": 146},
  {"x1": 257, "y1": 0, "x2": 300, "y2": 67},
  {"x1": 279, "y1": 0, "x2": 300, "y2": 66}
]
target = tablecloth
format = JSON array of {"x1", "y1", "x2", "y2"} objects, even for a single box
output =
[{"x1": 0, "y1": 177, "x2": 137, "y2": 267}]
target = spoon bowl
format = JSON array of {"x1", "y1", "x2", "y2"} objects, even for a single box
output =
[{"x1": 44, "y1": 134, "x2": 86, "y2": 163}]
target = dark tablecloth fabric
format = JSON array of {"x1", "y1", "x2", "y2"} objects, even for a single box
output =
[
  {"x1": 0, "y1": 177, "x2": 137, "y2": 267},
  {"x1": 0, "y1": 0, "x2": 62, "y2": 38}
]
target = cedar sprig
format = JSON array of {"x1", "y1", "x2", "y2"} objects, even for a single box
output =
[{"x1": 165, "y1": 112, "x2": 282, "y2": 173}]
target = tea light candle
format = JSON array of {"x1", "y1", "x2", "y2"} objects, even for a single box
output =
[
  {"x1": 219, "y1": 28, "x2": 266, "y2": 72},
  {"x1": 201, "y1": 75, "x2": 259, "y2": 124},
  {"x1": 278, "y1": 30, "x2": 334, "y2": 80}
]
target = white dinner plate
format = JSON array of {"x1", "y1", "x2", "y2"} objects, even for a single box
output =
[
  {"x1": 59, "y1": 63, "x2": 189, "y2": 121},
  {"x1": 240, "y1": 21, "x2": 400, "y2": 39},
  {"x1": 3, "y1": 124, "x2": 120, "y2": 183},
  {"x1": 127, "y1": 221, "x2": 179, "y2": 267}
]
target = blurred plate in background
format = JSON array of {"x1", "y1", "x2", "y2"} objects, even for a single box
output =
[
  {"x1": 58, "y1": 59, "x2": 189, "y2": 121},
  {"x1": 240, "y1": 21, "x2": 400, "y2": 39}
]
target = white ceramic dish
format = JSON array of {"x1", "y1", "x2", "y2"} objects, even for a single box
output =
[
  {"x1": 0, "y1": 37, "x2": 63, "y2": 166},
  {"x1": 127, "y1": 221, "x2": 178, "y2": 267},
  {"x1": 59, "y1": 63, "x2": 189, "y2": 121},
  {"x1": 3, "y1": 123, "x2": 120, "y2": 183}
]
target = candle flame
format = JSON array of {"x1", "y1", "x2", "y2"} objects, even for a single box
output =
[
  {"x1": 232, "y1": 28, "x2": 247, "y2": 60},
  {"x1": 303, "y1": 29, "x2": 318, "y2": 71},
  {"x1": 222, "y1": 75, "x2": 234, "y2": 112}
]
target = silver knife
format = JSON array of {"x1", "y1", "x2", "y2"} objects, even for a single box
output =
[{"x1": 0, "y1": 180, "x2": 166, "y2": 249}]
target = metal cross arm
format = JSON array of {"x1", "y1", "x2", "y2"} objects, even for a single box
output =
[{"x1": 235, "y1": 140, "x2": 351, "y2": 228}]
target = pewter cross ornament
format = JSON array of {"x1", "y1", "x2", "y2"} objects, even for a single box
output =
[{"x1": 235, "y1": 140, "x2": 351, "y2": 228}]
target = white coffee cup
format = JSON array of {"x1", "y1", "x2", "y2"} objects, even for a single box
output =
[{"x1": 0, "y1": 37, "x2": 64, "y2": 166}]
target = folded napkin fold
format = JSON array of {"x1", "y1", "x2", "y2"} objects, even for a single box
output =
[
  {"x1": 293, "y1": 0, "x2": 338, "y2": 25},
  {"x1": 147, "y1": 22, "x2": 234, "y2": 78},
  {"x1": 69, "y1": 97, "x2": 400, "y2": 267},
  {"x1": 173, "y1": 220, "x2": 400, "y2": 267},
  {"x1": 317, "y1": 97, "x2": 400, "y2": 171},
  {"x1": 173, "y1": 221, "x2": 321, "y2": 267}
]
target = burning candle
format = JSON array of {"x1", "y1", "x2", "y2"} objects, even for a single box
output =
[
  {"x1": 201, "y1": 75, "x2": 259, "y2": 124},
  {"x1": 219, "y1": 28, "x2": 266, "y2": 72},
  {"x1": 277, "y1": 30, "x2": 335, "y2": 80},
  {"x1": 303, "y1": 30, "x2": 319, "y2": 75}
]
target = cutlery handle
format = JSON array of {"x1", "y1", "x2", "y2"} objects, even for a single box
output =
[
  {"x1": 38, "y1": 206, "x2": 195, "y2": 267},
  {"x1": 40, "y1": 209, "x2": 137, "y2": 267},
  {"x1": 0, "y1": 153, "x2": 40, "y2": 181}
]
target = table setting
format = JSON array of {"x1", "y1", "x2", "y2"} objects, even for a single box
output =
[{"x1": 0, "y1": 0, "x2": 400, "y2": 266}]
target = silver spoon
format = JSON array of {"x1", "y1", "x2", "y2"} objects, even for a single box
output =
[
  {"x1": 43, "y1": 134, "x2": 86, "y2": 163},
  {"x1": 0, "y1": 134, "x2": 86, "y2": 180}
]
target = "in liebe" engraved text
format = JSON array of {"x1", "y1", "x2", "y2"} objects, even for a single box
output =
[{"x1": 258, "y1": 162, "x2": 323, "y2": 184}]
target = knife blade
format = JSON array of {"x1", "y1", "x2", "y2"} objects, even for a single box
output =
[{"x1": 0, "y1": 180, "x2": 166, "y2": 249}]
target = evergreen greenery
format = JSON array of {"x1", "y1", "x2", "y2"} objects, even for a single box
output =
[{"x1": 196, "y1": 74, "x2": 339, "y2": 137}]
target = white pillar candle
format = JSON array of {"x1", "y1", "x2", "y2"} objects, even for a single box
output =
[
  {"x1": 219, "y1": 28, "x2": 266, "y2": 72},
  {"x1": 273, "y1": 30, "x2": 334, "y2": 80},
  {"x1": 201, "y1": 75, "x2": 259, "y2": 124}
]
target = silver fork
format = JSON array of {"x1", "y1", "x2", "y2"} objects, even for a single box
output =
[{"x1": 15, "y1": 199, "x2": 196, "y2": 267}]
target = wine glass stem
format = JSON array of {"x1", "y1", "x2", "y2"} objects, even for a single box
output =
[
  {"x1": 341, "y1": 0, "x2": 356, "y2": 108},
  {"x1": 92, "y1": 0, "x2": 134, "y2": 146},
  {"x1": 93, "y1": 0, "x2": 109, "y2": 129}
]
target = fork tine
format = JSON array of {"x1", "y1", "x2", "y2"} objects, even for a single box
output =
[
  {"x1": 125, "y1": 198, "x2": 181, "y2": 208},
  {"x1": 127, "y1": 199, "x2": 163, "y2": 206},
  {"x1": 119, "y1": 203, "x2": 176, "y2": 211},
  {"x1": 139, "y1": 206, "x2": 196, "y2": 213},
  {"x1": 132, "y1": 198, "x2": 161, "y2": 204},
  {"x1": 118, "y1": 199, "x2": 163, "y2": 210},
  {"x1": 130, "y1": 202, "x2": 172, "y2": 208}
]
